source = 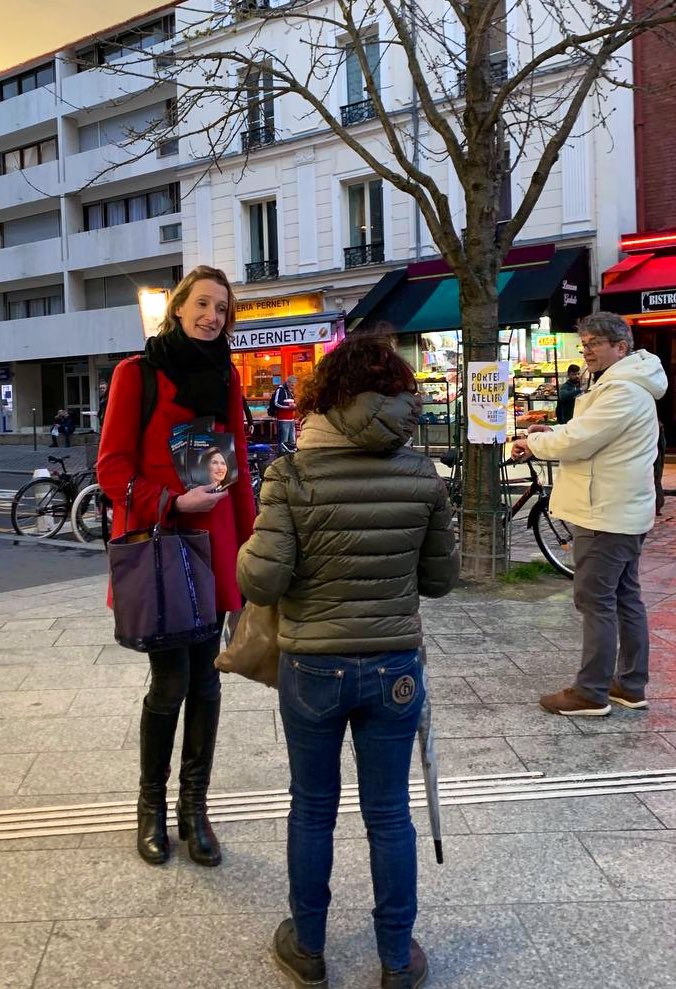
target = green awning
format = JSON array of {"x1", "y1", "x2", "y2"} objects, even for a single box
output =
[
  {"x1": 347, "y1": 248, "x2": 590, "y2": 332},
  {"x1": 406, "y1": 270, "x2": 515, "y2": 332}
]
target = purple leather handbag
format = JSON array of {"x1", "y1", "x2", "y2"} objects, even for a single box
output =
[{"x1": 108, "y1": 481, "x2": 218, "y2": 652}]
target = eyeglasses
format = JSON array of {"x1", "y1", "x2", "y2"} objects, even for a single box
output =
[{"x1": 578, "y1": 338, "x2": 611, "y2": 352}]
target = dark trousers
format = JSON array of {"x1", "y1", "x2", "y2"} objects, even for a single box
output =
[
  {"x1": 573, "y1": 528, "x2": 649, "y2": 704},
  {"x1": 146, "y1": 614, "x2": 225, "y2": 715}
]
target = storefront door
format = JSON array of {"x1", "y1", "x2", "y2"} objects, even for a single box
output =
[
  {"x1": 64, "y1": 362, "x2": 91, "y2": 429},
  {"x1": 633, "y1": 327, "x2": 676, "y2": 447}
]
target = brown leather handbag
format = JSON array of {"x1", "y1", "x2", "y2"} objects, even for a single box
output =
[
  {"x1": 108, "y1": 481, "x2": 218, "y2": 652},
  {"x1": 214, "y1": 601, "x2": 279, "y2": 688}
]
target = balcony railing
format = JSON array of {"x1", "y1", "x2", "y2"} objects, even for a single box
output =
[
  {"x1": 456, "y1": 56, "x2": 508, "y2": 98},
  {"x1": 246, "y1": 259, "x2": 279, "y2": 282},
  {"x1": 235, "y1": 0, "x2": 271, "y2": 20},
  {"x1": 340, "y1": 98, "x2": 377, "y2": 127},
  {"x1": 241, "y1": 123, "x2": 276, "y2": 153},
  {"x1": 344, "y1": 242, "x2": 384, "y2": 269}
]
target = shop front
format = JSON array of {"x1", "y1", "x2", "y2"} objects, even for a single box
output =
[
  {"x1": 347, "y1": 244, "x2": 591, "y2": 447},
  {"x1": 601, "y1": 230, "x2": 676, "y2": 447},
  {"x1": 231, "y1": 292, "x2": 344, "y2": 440}
]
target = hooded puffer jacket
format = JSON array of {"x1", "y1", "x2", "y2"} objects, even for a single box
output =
[
  {"x1": 237, "y1": 391, "x2": 458, "y2": 654},
  {"x1": 527, "y1": 349, "x2": 668, "y2": 534}
]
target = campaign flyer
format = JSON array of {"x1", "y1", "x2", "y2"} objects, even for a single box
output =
[{"x1": 169, "y1": 419, "x2": 238, "y2": 491}]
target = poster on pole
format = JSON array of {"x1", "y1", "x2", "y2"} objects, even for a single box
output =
[{"x1": 467, "y1": 361, "x2": 510, "y2": 443}]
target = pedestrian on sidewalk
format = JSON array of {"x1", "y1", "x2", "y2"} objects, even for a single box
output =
[
  {"x1": 237, "y1": 333, "x2": 459, "y2": 989},
  {"x1": 49, "y1": 410, "x2": 64, "y2": 447},
  {"x1": 98, "y1": 265, "x2": 255, "y2": 868},
  {"x1": 512, "y1": 312, "x2": 668, "y2": 717},
  {"x1": 270, "y1": 374, "x2": 297, "y2": 453},
  {"x1": 59, "y1": 409, "x2": 76, "y2": 447},
  {"x1": 555, "y1": 363, "x2": 582, "y2": 424}
]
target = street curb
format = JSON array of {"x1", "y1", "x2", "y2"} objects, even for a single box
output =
[{"x1": 0, "y1": 533, "x2": 106, "y2": 553}]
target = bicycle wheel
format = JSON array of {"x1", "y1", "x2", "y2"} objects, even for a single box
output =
[
  {"x1": 11, "y1": 478, "x2": 69, "y2": 538},
  {"x1": 71, "y1": 483, "x2": 106, "y2": 543},
  {"x1": 532, "y1": 499, "x2": 575, "y2": 579}
]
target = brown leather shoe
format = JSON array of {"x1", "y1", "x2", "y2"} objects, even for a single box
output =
[
  {"x1": 609, "y1": 679, "x2": 648, "y2": 709},
  {"x1": 273, "y1": 919, "x2": 328, "y2": 988},
  {"x1": 382, "y1": 939, "x2": 428, "y2": 989},
  {"x1": 539, "y1": 687, "x2": 611, "y2": 717}
]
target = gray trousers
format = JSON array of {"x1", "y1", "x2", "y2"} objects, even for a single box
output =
[{"x1": 573, "y1": 527, "x2": 649, "y2": 704}]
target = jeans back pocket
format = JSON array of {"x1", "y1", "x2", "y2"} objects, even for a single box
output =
[
  {"x1": 377, "y1": 652, "x2": 424, "y2": 715},
  {"x1": 286, "y1": 657, "x2": 344, "y2": 717}
]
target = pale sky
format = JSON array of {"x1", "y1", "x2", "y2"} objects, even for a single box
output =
[{"x1": 1, "y1": 0, "x2": 166, "y2": 72}]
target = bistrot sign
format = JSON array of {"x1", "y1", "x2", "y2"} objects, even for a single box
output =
[{"x1": 467, "y1": 361, "x2": 510, "y2": 444}]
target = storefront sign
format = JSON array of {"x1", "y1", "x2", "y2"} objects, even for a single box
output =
[
  {"x1": 231, "y1": 323, "x2": 333, "y2": 351},
  {"x1": 533, "y1": 335, "x2": 559, "y2": 349},
  {"x1": 561, "y1": 279, "x2": 578, "y2": 307},
  {"x1": 467, "y1": 361, "x2": 510, "y2": 444},
  {"x1": 641, "y1": 288, "x2": 676, "y2": 312},
  {"x1": 235, "y1": 293, "x2": 323, "y2": 322}
]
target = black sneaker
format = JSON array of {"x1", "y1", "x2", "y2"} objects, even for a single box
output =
[
  {"x1": 382, "y1": 939, "x2": 428, "y2": 989},
  {"x1": 273, "y1": 918, "x2": 328, "y2": 988}
]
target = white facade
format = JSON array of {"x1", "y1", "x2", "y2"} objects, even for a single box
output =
[
  {"x1": 175, "y1": 0, "x2": 635, "y2": 316},
  {"x1": 0, "y1": 10, "x2": 180, "y2": 432}
]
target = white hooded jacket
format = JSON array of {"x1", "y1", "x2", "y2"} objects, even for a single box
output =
[{"x1": 526, "y1": 349, "x2": 668, "y2": 534}]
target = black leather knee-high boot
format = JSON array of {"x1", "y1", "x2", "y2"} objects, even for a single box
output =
[
  {"x1": 175, "y1": 695, "x2": 222, "y2": 866},
  {"x1": 137, "y1": 699, "x2": 180, "y2": 866}
]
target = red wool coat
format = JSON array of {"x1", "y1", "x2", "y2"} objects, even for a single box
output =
[{"x1": 97, "y1": 355, "x2": 256, "y2": 613}]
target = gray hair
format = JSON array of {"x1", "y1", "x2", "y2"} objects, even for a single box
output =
[{"x1": 577, "y1": 312, "x2": 634, "y2": 353}]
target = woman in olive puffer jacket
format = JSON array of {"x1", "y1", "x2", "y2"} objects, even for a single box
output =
[{"x1": 237, "y1": 333, "x2": 458, "y2": 989}]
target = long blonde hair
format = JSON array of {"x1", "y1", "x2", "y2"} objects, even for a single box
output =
[{"x1": 157, "y1": 265, "x2": 237, "y2": 338}]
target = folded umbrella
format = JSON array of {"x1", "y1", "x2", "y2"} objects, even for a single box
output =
[{"x1": 416, "y1": 644, "x2": 443, "y2": 864}]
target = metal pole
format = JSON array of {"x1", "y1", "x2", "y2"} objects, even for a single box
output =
[{"x1": 32, "y1": 408, "x2": 37, "y2": 452}]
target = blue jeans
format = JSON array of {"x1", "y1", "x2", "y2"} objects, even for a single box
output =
[
  {"x1": 278, "y1": 649, "x2": 425, "y2": 970},
  {"x1": 277, "y1": 418, "x2": 296, "y2": 452}
]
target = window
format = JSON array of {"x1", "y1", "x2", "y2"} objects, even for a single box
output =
[
  {"x1": 4, "y1": 286, "x2": 64, "y2": 320},
  {"x1": 84, "y1": 267, "x2": 180, "y2": 310},
  {"x1": 79, "y1": 100, "x2": 171, "y2": 153},
  {"x1": 241, "y1": 65, "x2": 275, "y2": 151},
  {"x1": 83, "y1": 184, "x2": 180, "y2": 231},
  {"x1": 0, "y1": 62, "x2": 55, "y2": 101},
  {"x1": 344, "y1": 180, "x2": 384, "y2": 268},
  {"x1": 342, "y1": 38, "x2": 379, "y2": 125},
  {"x1": 457, "y1": 2, "x2": 507, "y2": 97},
  {"x1": 498, "y1": 146, "x2": 511, "y2": 222},
  {"x1": 160, "y1": 222, "x2": 182, "y2": 243},
  {"x1": 76, "y1": 15, "x2": 175, "y2": 70},
  {"x1": 0, "y1": 210, "x2": 61, "y2": 248},
  {"x1": 0, "y1": 138, "x2": 58, "y2": 175},
  {"x1": 246, "y1": 200, "x2": 278, "y2": 281}
]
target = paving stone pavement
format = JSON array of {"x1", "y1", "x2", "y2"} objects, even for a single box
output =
[{"x1": 0, "y1": 498, "x2": 675, "y2": 988}]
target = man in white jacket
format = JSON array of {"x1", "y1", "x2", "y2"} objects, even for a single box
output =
[{"x1": 512, "y1": 312, "x2": 668, "y2": 716}]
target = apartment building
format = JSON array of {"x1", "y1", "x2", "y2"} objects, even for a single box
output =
[
  {"x1": 174, "y1": 0, "x2": 637, "y2": 416},
  {"x1": 0, "y1": 5, "x2": 180, "y2": 433}
]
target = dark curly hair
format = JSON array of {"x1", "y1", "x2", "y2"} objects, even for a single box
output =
[{"x1": 297, "y1": 332, "x2": 417, "y2": 416}]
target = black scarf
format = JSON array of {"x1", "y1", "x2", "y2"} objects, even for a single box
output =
[{"x1": 145, "y1": 326, "x2": 231, "y2": 419}]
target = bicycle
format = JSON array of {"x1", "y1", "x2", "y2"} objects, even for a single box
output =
[
  {"x1": 71, "y1": 482, "x2": 112, "y2": 544},
  {"x1": 440, "y1": 451, "x2": 574, "y2": 578},
  {"x1": 11, "y1": 456, "x2": 94, "y2": 539},
  {"x1": 248, "y1": 442, "x2": 276, "y2": 510}
]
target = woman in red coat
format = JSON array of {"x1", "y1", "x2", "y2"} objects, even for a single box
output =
[{"x1": 98, "y1": 265, "x2": 255, "y2": 868}]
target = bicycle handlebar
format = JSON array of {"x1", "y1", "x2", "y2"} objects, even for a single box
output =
[{"x1": 47, "y1": 455, "x2": 69, "y2": 467}]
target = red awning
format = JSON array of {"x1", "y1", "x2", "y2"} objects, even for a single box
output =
[{"x1": 601, "y1": 253, "x2": 676, "y2": 293}]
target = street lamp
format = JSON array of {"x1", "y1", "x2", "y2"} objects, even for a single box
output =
[{"x1": 138, "y1": 287, "x2": 169, "y2": 340}]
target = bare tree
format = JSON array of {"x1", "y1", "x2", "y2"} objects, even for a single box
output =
[{"x1": 81, "y1": 0, "x2": 676, "y2": 573}]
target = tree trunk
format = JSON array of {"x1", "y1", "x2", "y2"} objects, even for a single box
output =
[{"x1": 458, "y1": 289, "x2": 507, "y2": 578}]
